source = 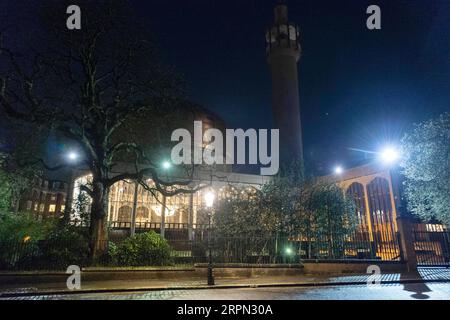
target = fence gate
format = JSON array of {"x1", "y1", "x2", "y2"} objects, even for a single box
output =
[{"x1": 412, "y1": 230, "x2": 450, "y2": 266}]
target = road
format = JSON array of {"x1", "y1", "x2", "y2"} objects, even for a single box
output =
[{"x1": 4, "y1": 282, "x2": 450, "y2": 300}]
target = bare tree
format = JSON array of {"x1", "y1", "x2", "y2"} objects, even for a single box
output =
[{"x1": 0, "y1": 0, "x2": 205, "y2": 259}]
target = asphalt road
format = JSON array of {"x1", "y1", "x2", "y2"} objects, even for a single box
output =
[{"x1": 5, "y1": 282, "x2": 450, "y2": 300}]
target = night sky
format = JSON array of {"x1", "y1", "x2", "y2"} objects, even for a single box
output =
[
  {"x1": 131, "y1": 0, "x2": 450, "y2": 175},
  {"x1": 1, "y1": 1, "x2": 449, "y2": 175}
]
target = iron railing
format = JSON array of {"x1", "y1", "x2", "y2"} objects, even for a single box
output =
[
  {"x1": 0, "y1": 230, "x2": 403, "y2": 271},
  {"x1": 0, "y1": 240, "x2": 90, "y2": 271},
  {"x1": 70, "y1": 220, "x2": 209, "y2": 230},
  {"x1": 184, "y1": 231, "x2": 401, "y2": 264},
  {"x1": 413, "y1": 231, "x2": 450, "y2": 266},
  {"x1": 108, "y1": 221, "x2": 208, "y2": 230}
]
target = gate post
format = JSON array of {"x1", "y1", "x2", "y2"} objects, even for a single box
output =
[
  {"x1": 390, "y1": 166, "x2": 418, "y2": 271},
  {"x1": 397, "y1": 215, "x2": 417, "y2": 271}
]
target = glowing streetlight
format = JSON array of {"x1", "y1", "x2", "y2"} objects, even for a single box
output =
[
  {"x1": 204, "y1": 191, "x2": 215, "y2": 208},
  {"x1": 334, "y1": 166, "x2": 343, "y2": 175},
  {"x1": 67, "y1": 151, "x2": 79, "y2": 162},
  {"x1": 380, "y1": 147, "x2": 399, "y2": 164},
  {"x1": 162, "y1": 161, "x2": 172, "y2": 170},
  {"x1": 285, "y1": 247, "x2": 293, "y2": 255}
]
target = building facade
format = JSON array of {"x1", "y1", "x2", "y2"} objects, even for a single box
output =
[
  {"x1": 71, "y1": 170, "x2": 271, "y2": 238},
  {"x1": 19, "y1": 177, "x2": 68, "y2": 216}
]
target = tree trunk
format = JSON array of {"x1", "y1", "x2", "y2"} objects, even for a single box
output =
[
  {"x1": 13, "y1": 194, "x2": 20, "y2": 213},
  {"x1": 89, "y1": 180, "x2": 109, "y2": 262}
]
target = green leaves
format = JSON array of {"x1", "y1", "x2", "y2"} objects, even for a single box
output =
[
  {"x1": 400, "y1": 112, "x2": 450, "y2": 226},
  {"x1": 213, "y1": 174, "x2": 357, "y2": 240},
  {"x1": 0, "y1": 211, "x2": 55, "y2": 243},
  {"x1": 111, "y1": 231, "x2": 173, "y2": 266}
]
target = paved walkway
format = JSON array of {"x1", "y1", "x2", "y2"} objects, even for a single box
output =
[
  {"x1": 8, "y1": 283, "x2": 450, "y2": 300},
  {"x1": 1, "y1": 267, "x2": 449, "y2": 298}
]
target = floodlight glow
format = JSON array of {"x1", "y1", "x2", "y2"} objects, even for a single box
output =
[
  {"x1": 162, "y1": 161, "x2": 172, "y2": 170},
  {"x1": 334, "y1": 166, "x2": 343, "y2": 175},
  {"x1": 380, "y1": 147, "x2": 399, "y2": 164},
  {"x1": 204, "y1": 191, "x2": 215, "y2": 208},
  {"x1": 285, "y1": 247, "x2": 293, "y2": 255},
  {"x1": 67, "y1": 151, "x2": 78, "y2": 162}
]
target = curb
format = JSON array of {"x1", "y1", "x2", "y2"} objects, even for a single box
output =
[{"x1": 1, "y1": 278, "x2": 450, "y2": 298}]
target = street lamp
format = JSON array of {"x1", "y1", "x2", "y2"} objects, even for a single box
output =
[
  {"x1": 162, "y1": 160, "x2": 172, "y2": 170},
  {"x1": 67, "y1": 151, "x2": 79, "y2": 162},
  {"x1": 160, "y1": 160, "x2": 172, "y2": 239},
  {"x1": 204, "y1": 191, "x2": 215, "y2": 208},
  {"x1": 334, "y1": 165, "x2": 343, "y2": 175},
  {"x1": 380, "y1": 146, "x2": 399, "y2": 164},
  {"x1": 204, "y1": 190, "x2": 215, "y2": 285},
  {"x1": 284, "y1": 246, "x2": 294, "y2": 263}
]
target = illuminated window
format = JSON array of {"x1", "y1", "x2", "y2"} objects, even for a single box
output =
[
  {"x1": 118, "y1": 206, "x2": 132, "y2": 222},
  {"x1": 426, "y1": 224, "x2": 444, "y2": 232},
  {"x1": 367, "y1": 177, "x2": 396, "y2": 236},
  {"x1": 346, "y1": 182, "x2": 368, "y2": 232},
  {"x1": 49, "y1": 204, "x2": 56, "y2": 213},
  {"x1": 39, "y1": 204, "x2": 45, "y2": 212},
  {"x1": 136, "y1": 206, "x2": 149, "y2": 222},
  {"x1": 366, "y1": 177, "x2": 400, "y2": 260}
]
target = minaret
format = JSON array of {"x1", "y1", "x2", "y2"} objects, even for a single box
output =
[{"x1": 266, "y1": 2, "x2": 303, "y2": 167}]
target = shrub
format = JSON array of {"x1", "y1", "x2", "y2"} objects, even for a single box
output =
[
  {"x1": 0, "y1": 212, "x2": 56, "y2": 269},
  {"x1": 0, "y1": 211, "x2": 55, "y2": 243},
  {"x1": 38, "y1": 226, "x2": 90, "y2": 269},
  {"x1": 112, "y1": 231, "x2": 173, "y2": 266},
  {"x1": 105, "y1": 241, "x2": 118, "y2": 265}
]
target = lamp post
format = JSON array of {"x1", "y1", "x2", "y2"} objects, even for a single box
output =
[
  {"x1": 160, "y1": 160, "x2": 172, "y2": 239},
  {"x1": 64, "y1": 150, "x2": 80, "y2": 223},
  {"x1": 204, "y1": 190, "x2": 215, "y2": 286},
  {"x1": 378, "y1": 145, "x2": 417, "y2": 270},
  {"x1": 130, "y1": 181, "x2": 139, "y2": 236}
]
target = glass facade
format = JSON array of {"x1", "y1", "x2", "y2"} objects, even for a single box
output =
[
  {"x1": 72, "y1": 173, "x2": 399, "y2": 241},
  {"x1": 346, "y1": 182, "x2": 368, "y2": 232},
  {"x1": 73, "y1": 175, "x2": 217, "y2": 226}
]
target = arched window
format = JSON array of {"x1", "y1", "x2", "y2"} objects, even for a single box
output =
[
  {"x1": 180, "y1": 208, "x2": 189, "y2": 224},
  {"x1": 346, "y1": 182, "x2": 368, "y2": 232},
  {"x1": 136, "y1": 206, "x2": 149, "y2": 222},
  {"x1": 150, "y1": 208, "x2": 160, "y2": 223},
  {"x1": 367, "y1": 177, "x2": 396, "y2": 238},
  {"x1": 118, "y1": 206, "x2": 132, "y2": 222}
]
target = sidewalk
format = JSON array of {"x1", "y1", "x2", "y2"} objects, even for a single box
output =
[{"x1": 1, "y1": 267, "x2": 449, "y2": 298}]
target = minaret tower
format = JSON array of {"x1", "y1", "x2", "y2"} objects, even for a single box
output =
[{"x1": 266, "y1": 2, "x2": 303, "y2": 167}]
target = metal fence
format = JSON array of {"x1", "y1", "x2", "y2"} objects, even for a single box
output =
[
  {"x1": 0, "y1": 230, "x2": 403, "y2": 271},
  {"x1": 178, "y1": 231, "x2": 401, "y2": 264},
  {"x1": 108, "y1": 221, "x2": 209, "y2": 231},
  {"x1": 0, "y1": 241, "x2": 90, "y2": 271},
  {"x1": 413, "y1": 231, "x2": 450, "y2": 266}
]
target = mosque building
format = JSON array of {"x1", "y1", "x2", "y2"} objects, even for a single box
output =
[{"x1": 21, "y1": 3, "x2": 443, "y2": 261}]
